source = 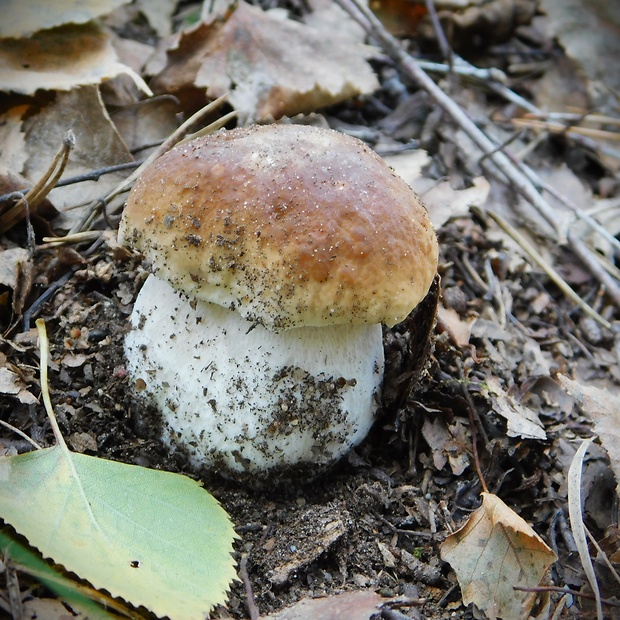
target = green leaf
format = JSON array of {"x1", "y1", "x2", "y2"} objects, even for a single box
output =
[
  {"x1": 0, "y1": 447, "x2": 237, "y2": 620},
  {"x1": 0, "y1": 529, "x2": 117, "y2": 619}
]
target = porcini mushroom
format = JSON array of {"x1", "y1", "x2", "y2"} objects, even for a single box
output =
[{"x1": 119, "y1": 124, "x2": 438, "y2": 478}]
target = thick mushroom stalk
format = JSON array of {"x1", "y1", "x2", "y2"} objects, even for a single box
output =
[
  {"x1": 119, "y1": 123, "x2": 438, "y2": 478},
  {"x1": 125, "y1": 275, "x2": 384, "y2": 474}
]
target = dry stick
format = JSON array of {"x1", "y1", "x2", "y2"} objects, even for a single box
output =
[
  {"x1": 513, "y1": 586, "x2": 620, "y2": 608},
  {"x1": 487, "y1": 211, "x2": 612, "y2": 330},
  {"x1": 0, "y1": 420, "x2": 43, "y2": 450},
  {"x1": 513, "y1": 157, "x2": 620, "y2": 256},
  {"x1": 0, "y1": 132, "x2": 74, "y2": 235},
  {"x1": 335, "y1": 0, "x2": 618, "y2": 320},
  {"x1": 456, "y1": 357, "x2": 489, "y2": 493},
  {"x1": 239, "y1": 554, "x2": 259, "y2": 620},
  {"x1": 424, "y1": 0, "x2": 453, "y2": 66},
  {"x1": 585, "y1": 525, "x2": 620, "y2": 587},
  {"x1": 512, "y1": 117, "x2": 620, "y2": 142},
  {"x1": 568, "y1": 230, "x2": 620, "y2": 308}
]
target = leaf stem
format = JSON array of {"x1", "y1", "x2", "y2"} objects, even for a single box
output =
[{"x1": 35, "y1": 319, "x2": 69, "y2": 451}]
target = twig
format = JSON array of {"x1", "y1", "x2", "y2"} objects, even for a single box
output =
[
  {"x1": 23, "y1": 236, "x2": 105, "y2": 330},
  {"x1": 486, "y1": 210, "x2": 612, "y2": 330},
  {"x1": 526, "y1": 111, "x2": 620, "y2": 127},
  {"x1": 424, "y1": 0, "x2": 453, "y2": 66},
  {"x1": 513, "y1": 585, "x2": 620, "y2": 608},
  {"x1": 0, "y1": 132, "x2": 74, "y2": 235},
  {"x1": 567, "y1": 229, "x2": 620, "y2": 308},
  {"x1": 23, "y1": 270, "x2": 76, "y2": 331},
  {"x1": 456, "y1": 357, "x2": 488, "y2": 493},
  {"x1": 335, "y1": 0, "x2": 560, "y2": 228},
  {"x1": 0, "y1": 420, "x2": 43, "y2": 450},
  {"x1": 55, "y1": 161, "x2": 143, "y2": 187},
  {"x1": 585, "y1": 525, "x2": 620, "y2": 587},
  {"x1": 510, "y1": 155, "x2": 620, "y2": 256},
  {"x1": 512, "y1": 117, "x2": 620, "y2": 142},
  {"x1": 239, "y1": 553, "x2": 260, "y2": 620}
]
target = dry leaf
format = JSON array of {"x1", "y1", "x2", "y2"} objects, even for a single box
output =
[
  {"x1": 0, "y1": 248, "x2": 30, "y2": 291},
  {"x1": 387, "y1": 149, "x2": 490, "y2": 229},
  {"x1": 441, "y1": 492, "x2": 557, "y2": 620},
  {"x1": 263, "y1": 591, "x2": 385, "y2": 620},
  {"x1": 15, "y1": 86, "x2": 134, "y2": 230},
  {"x1": 0, "y1": 0, "x2": 130, "y2": 38},
  {"x1": 421, "y1": 416, "x2": 470, "y2": 475},
  {"x1": 558, "y1": 375, "x2": 620, "y2": 493},
  {"x1": 0, "y1": 107, "x2": 29, "y2": 174},
  {"x1": 0, "y1": 22, "x2": 145, "y2": 95},
  {"x1": 539, "y1": 0, "x2": 620, "y2": 112},
  {"x1": 152, "y1": 1, "x2": 379, "y2": 122},
  {"x1": 111, "y1": 96, "x2": 179, "y2": 159},
  {"x1": 383, "y1": 150, "x2": 431, "y2": 185},
  {"x1": 0, "y1": 367, "x2": 36, "y2": 405},
  {"x1": 436, "y1": 305, "x2": 475, "y2": 347},
  {"x1": 483, "y1": 376, "x2": 547, "y2": 440},
  {"x1": 0, "y1": 367, "x2": 25, "y2": 396}
]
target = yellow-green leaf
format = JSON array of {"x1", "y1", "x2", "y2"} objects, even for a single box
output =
[{"x1": 0, "y1": 447, "x2": 237, "y2": 620}]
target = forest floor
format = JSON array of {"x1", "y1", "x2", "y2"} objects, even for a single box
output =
[{"x1": 0, "y1": 1, "x2": 619, "y2": 619}]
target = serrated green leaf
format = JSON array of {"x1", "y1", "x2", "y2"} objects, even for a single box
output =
[{"x1": 0, "y1": 447, "x2": 237, "y2": 620}]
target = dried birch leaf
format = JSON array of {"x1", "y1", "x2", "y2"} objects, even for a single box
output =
[
  {"x1": 441, "y1": 492, "x2": 557, "y2": 620},
  {"x1": 0, "y1": 22, "x2": 145, "y2": 95},
  {"x1": 152, "y1": 1, "x2": 379, "y2": 122},
  {"x1": 19, "y1": 85, "x2": 133, "y2": 229},
  {"x1": 483, "y1": 376, "x2": 547, "y2": 440},
  {"x1": 558, "y1": 375, "x2": 620, "y2": 493},
  {"x1": 263, "y1": 590, "x2": 386, "y2": 620},
  {"x1": 0, "y1": 0, "x2": 130, "y2": 38}
]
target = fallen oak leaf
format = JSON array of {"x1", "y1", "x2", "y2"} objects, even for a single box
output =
[
  {"x1": 482, "y1": 376, "x2": 547, "y2": 441},
  {"x1": 440, "y1": 492, "x2": 557, "y2": 620}
]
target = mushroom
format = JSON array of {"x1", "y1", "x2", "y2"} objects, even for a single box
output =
[{"x1": 118, "y1": 124, "x2": 438, "y2": 478}]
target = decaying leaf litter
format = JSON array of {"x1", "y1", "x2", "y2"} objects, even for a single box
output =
[{"x1": 1, "y1": 0, "x2": 620, "y2": 618}]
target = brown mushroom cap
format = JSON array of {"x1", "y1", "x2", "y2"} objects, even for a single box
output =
[{"x1": 119, "y1": 124, "x2": 438, "y2": 331}]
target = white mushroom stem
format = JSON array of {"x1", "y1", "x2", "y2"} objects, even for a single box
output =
[{"x1": 125, "y1": 274, "x2": 385, "y2": 475}]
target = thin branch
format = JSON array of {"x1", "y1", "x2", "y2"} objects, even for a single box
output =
[
  {"x1": 513, "y1": 585, "x2": 620, "y2": 608},
  {"x1": 0, "y1": 420, "x2": 43, "y2": 450},
  {"x1": 239, "y1": 554, "x2": 259, "y2": 620},
  {"x1": 486, "y1": 211, "x2": 612, "y2": 330},
  {"x1": 567, "y1": 230, "x2": 620, "y2": 308},
  {"x1": 0, "y1": 132, "x2": 74, "y2": 235}
]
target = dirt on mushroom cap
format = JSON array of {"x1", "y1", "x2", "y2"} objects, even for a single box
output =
[{"x1": 119, "y1": 124, "x2": 438, "y2": 332}]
